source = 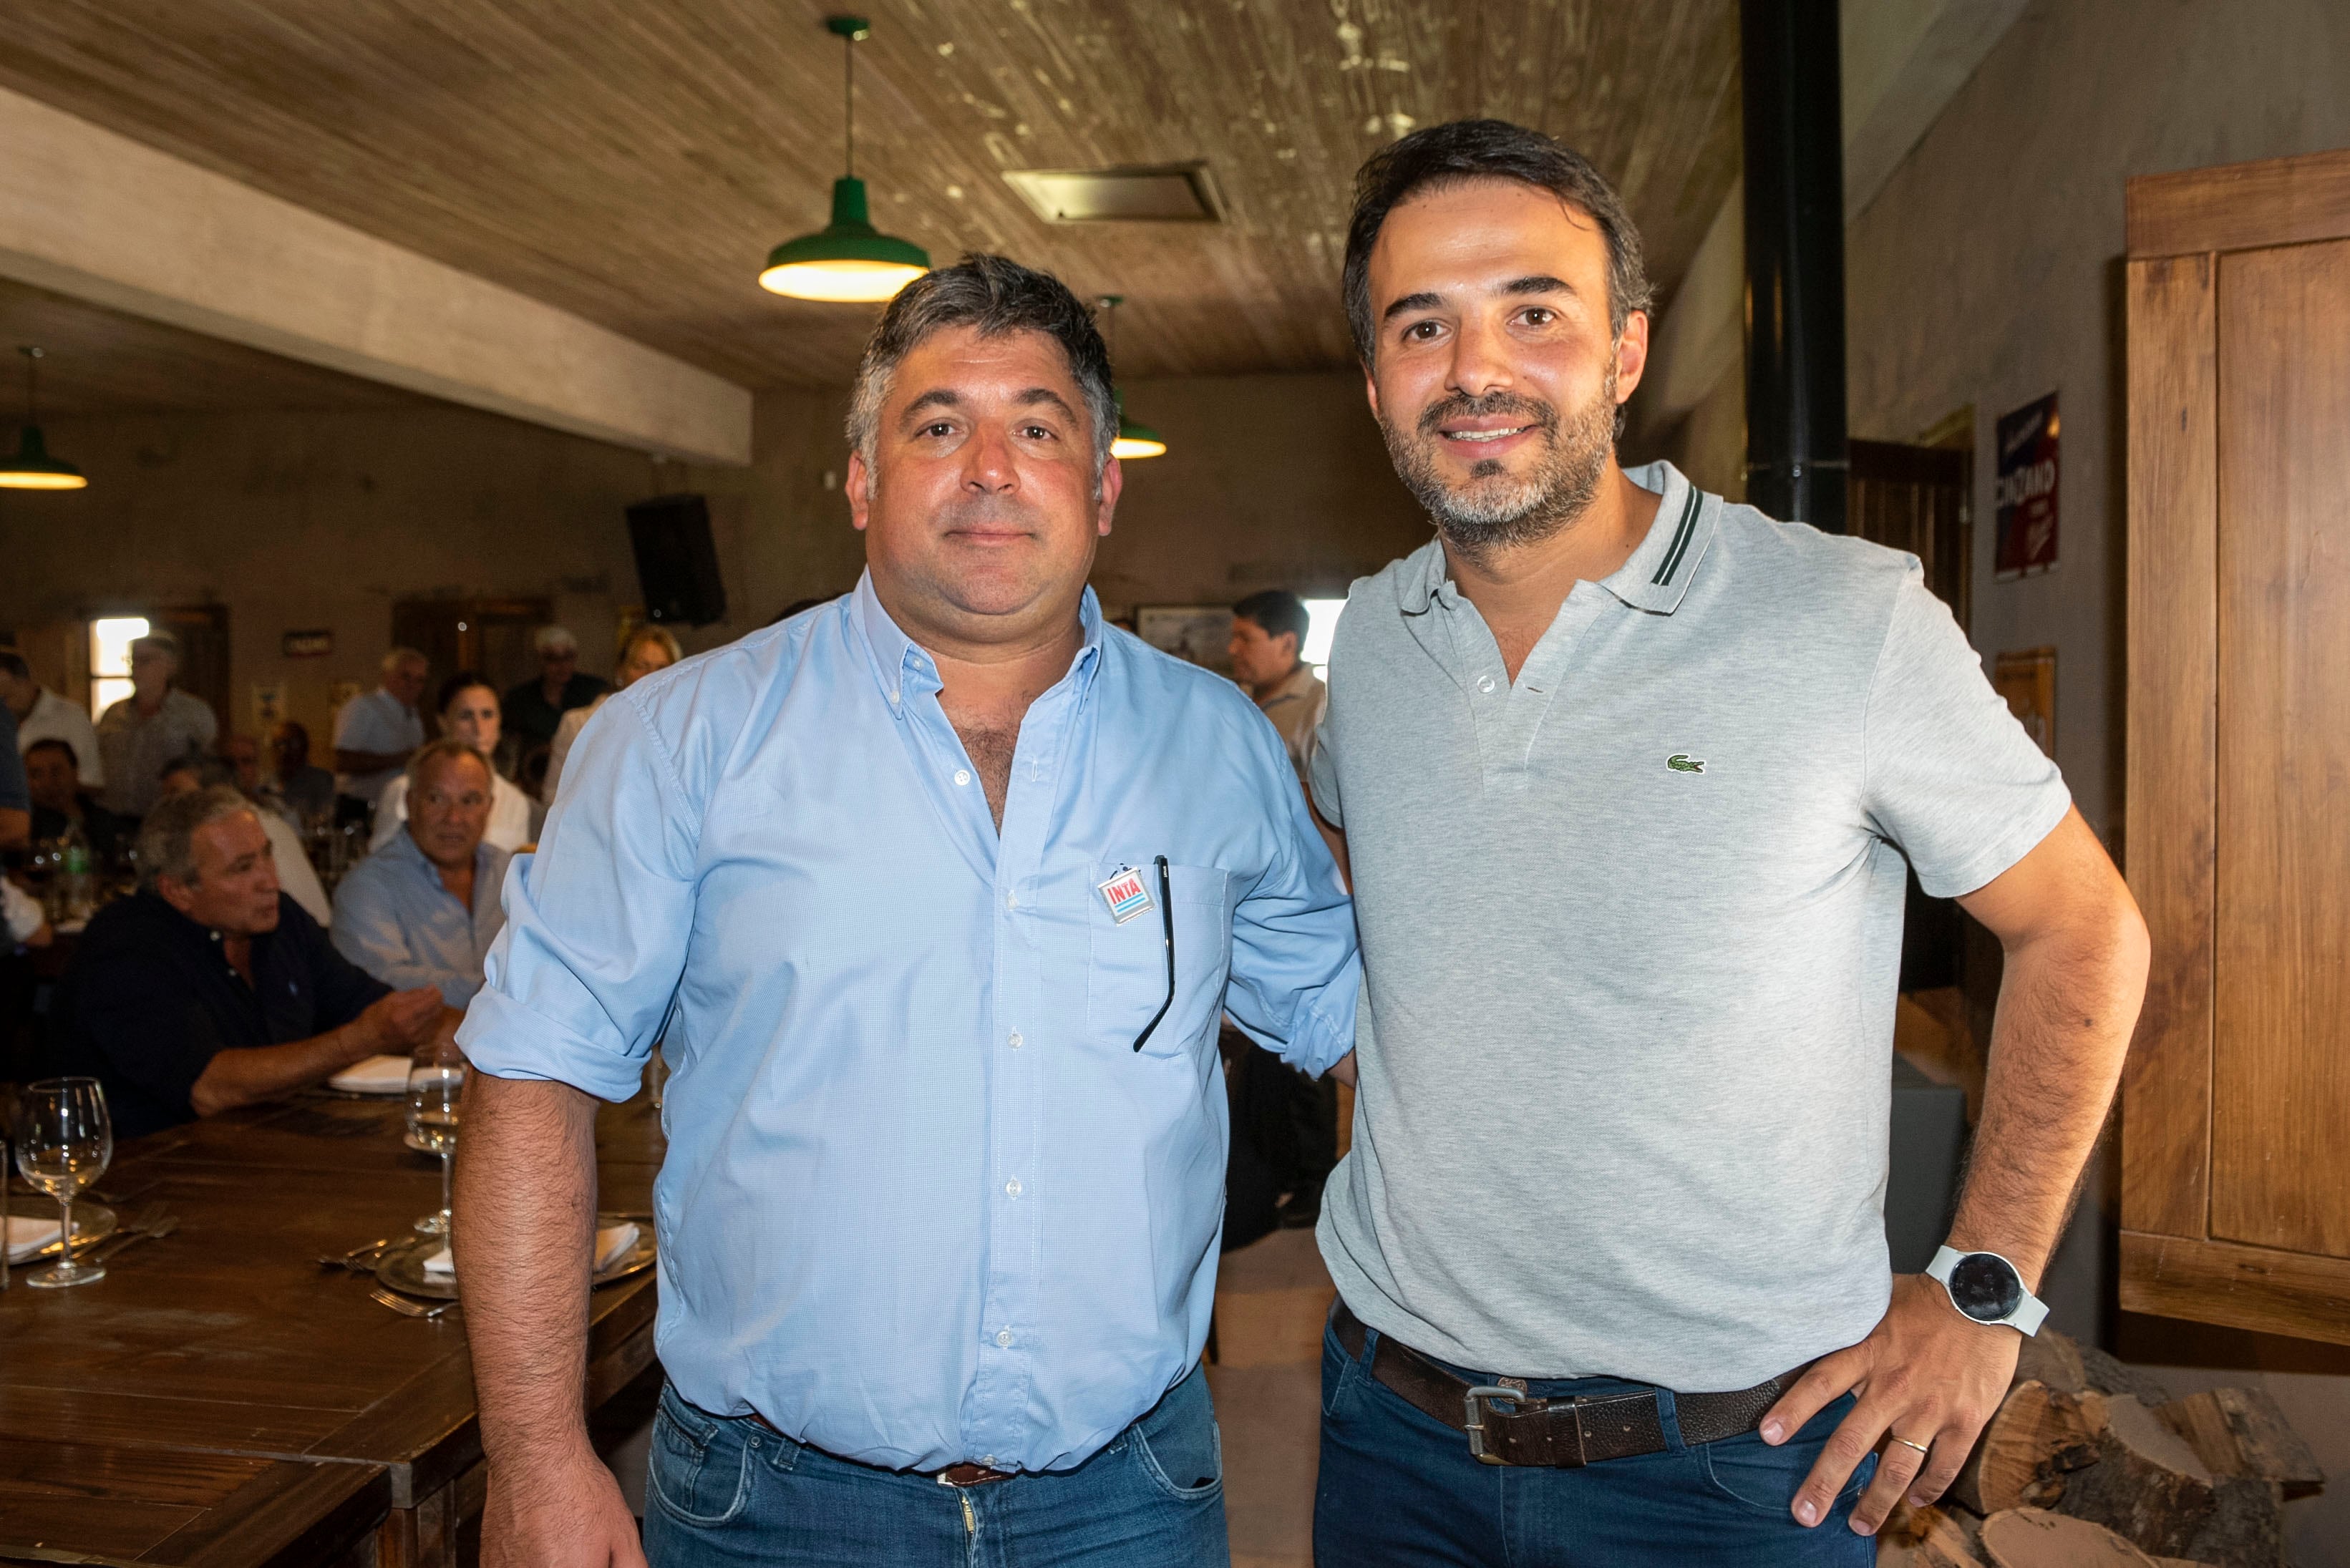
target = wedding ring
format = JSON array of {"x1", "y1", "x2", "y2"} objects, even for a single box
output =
[{"x1": 1890, "y1": 1436, "x2": 1932, "y2": 1456}]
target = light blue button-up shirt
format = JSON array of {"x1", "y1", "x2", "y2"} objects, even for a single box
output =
[
  {"x1": 330, "y1": 827, "x2": 510, "y2": 1006},
  {"x1": 459, "y1": 576, "x2": 1359, "y2": 1472}
]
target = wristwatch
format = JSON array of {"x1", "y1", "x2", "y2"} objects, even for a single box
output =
[{"x1": 1926, "y1": 1245, "x2": 2049, "y2": 1335}]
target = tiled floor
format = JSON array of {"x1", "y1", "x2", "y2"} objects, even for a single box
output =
[{"x1": 1209, "y1": 1227, "x2": 1336, "y2": 1568}]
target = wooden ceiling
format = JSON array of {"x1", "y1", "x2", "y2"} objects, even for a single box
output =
[
  {"x1": 0, "y1": 278, "x2": 420, "y2": 417},
  {"x1": 0, "y1": 0, "x2": 1739, "y2": 394}
]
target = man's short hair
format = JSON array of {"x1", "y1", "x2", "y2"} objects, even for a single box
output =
[
  {"x1": 404, "y1": 735, "x2": 492, "y2": 797},
  {"x1": 845, "y1": 254, "x2": 1118, "y2": 482},
  {"x1": 158, "y1": 753, "x2": 235, "y2": 790},
  {"x1": 137, "y1": 784, "x2": 254, "y2": 891},
  {"x1": 1232, "y1": 590, "x2": 1311, "y2": 648},
  {"x1": 129, "y1": 632, "x2": 180, "y2": 666},
  {"x1": 533, "y1": 625, "x2": 579, "y2": 656},
  {"x1": 0, "y1": 650, "x2": 29, "y2": 681},
  {"x1": 1343, "y1": 118, "x2": 1653, "y2": 366},
  {"x1": 381, "y1": 646, "x2": 427, "y2": 676},
  {"x1": 24, "y1": 736, "x2": 77, "y2": 771}
]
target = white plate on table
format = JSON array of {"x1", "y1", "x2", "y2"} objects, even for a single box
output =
[
  {"x1": 4, "y1": 1202, "x2": 116, "y2": 1262},
  {"x1": 374, "y1": 1214, "x2": 654, "y2": 1302},
  {"x1": 327, "y1": 1054, "x2": 414, "y2": 1095}
]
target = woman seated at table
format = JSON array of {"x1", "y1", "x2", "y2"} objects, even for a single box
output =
[
  {"x1": 369, "y1": 672, "x2": 537, "y2": 853},
  {"x1": 539, "y1": 625, "x2": 679, "y2": 806},
  {"x1": 49, "y1": 785, "x2": 446, "y2": 1139}
]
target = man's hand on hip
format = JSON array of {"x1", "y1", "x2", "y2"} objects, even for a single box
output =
[
  {"x1": 1759, "y1": 1273, "x2": 2019, "y2": 1535},
  {"x1": 481, "y1": 1448, "x2": 645, "y2": 1568}
]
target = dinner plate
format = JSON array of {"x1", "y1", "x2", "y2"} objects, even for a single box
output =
[
  {"x1": 8, "y1": 1202, "x2": 117, "y2": 1263},
  {"x1": 374, "y1": 1213, "x2": 655, "y2": 1301}
]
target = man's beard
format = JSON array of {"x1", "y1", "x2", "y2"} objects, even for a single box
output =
[{"x1": 1382, "y1": 368, "x2": 1620, "y2": 563}]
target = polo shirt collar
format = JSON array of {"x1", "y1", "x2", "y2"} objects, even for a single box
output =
[
  {"x1": 852, "y1": 569, "x2": 1106, "y2": 713},
  {"x1": 1602, "y1": 461, "x2": 1717, "y2": 615},
  {"x1": 1395, "y1": 461, "x2": 1718, "y2": 619}
]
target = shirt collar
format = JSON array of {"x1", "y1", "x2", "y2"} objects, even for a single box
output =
[
  {"x1": 1396, "y1": 461, "x2": 1717, "y2": 618},
  {"x1": 852, "y1": 570, "x2": 1106, "y2": 714}
]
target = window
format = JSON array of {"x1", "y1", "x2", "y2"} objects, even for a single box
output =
[
  {"x1": 1302, "y1": 598, "x2": 1346, "y2": 683},
  {"x1": 89, "y1": 616, "x2": 149, "y2": 720}
]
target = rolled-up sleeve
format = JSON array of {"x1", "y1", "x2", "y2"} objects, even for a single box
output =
[
  {"x1": 1223, "y1": 724, "x2": 1361, "y2": 1078},
  {"x1": 457, "y1": 693, "x2": 700, "y2": 1101}
]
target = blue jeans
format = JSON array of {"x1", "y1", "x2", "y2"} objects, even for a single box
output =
[
  {"x1": 1314, "y1": 1316, "x2": 1876, "y2": 1567},
  {"x1": 642, "y1": 1363, "x2": 1229, "y2": 1567}
]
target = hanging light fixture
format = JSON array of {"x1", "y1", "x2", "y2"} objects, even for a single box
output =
[
  {"x1": 1095, "y1": 296, "x2": 1167, "y2": 460},
  {"x1": 759, "y1": 16, "x2": 930, "y2": 303},
  {"x1": 0, "y1": 346, "x2": 87, "y2": 491}
]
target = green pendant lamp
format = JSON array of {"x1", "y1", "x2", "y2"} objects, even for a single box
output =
[
  {"x1": 0, "y1": 346, "x2": 87, "y2": 491},
  {"x1": 759, "y1": 16, "x2": 930, "y2": 303},
  {"x1": 1096, "y1": 296, "x2": 1167, "y2": 460}
]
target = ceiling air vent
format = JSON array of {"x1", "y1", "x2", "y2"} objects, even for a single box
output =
[{"x1": 1001, "y1": 162, "x2": 1224, "y2": 223}]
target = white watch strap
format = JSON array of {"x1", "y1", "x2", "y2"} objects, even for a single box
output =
[{"x1": 1928, "y1": 1245, "x2": 2047, "y2": 1335}]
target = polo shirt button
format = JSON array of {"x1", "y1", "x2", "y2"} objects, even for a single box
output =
[
  {"x1": 1008, "y1": 1031, "x2": 1023, "y2": 1048},
  {"x1": 954, "y1": 769, "x2": 971, "y2": 787},
  {"x1": 1477, "y1": 675, "x2": 1497, "y2": 693},
  {"x1": 996, "y1": 1328, "x2": 1014, "y2": 1348},
  {"x1": 1004, "y1": 1177, "x2": 1022, "y2": 1197}
]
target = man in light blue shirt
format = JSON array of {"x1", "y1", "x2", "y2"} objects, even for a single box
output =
[
  {"x1": 331, "y1": 739, "x2": 509, "y2": 1006},
  {"x1": 455, "y1": 255, "x2": 1360, "y2": 1567}
]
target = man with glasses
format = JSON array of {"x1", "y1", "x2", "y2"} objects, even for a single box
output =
[
  {"x1": 1306, "y1": 120, "x2": 2148, "y2": 1563},
  {"x1": 457, "y1": 255, "x2": 1359, "y2": 1567}
]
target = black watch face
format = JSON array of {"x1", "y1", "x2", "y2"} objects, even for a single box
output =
[{"x1": 1948, "y1": 1253, "x2": 2024, "y2": 1322}]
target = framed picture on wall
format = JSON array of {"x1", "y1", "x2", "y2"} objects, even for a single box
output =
[{"x1": 1135, "y1": 605, "x2": 1234, "y2": 676}]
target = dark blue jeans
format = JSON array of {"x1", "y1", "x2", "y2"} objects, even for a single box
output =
[
  {"x1": 642, "y1": 1363, "x2": 1229, "y2": 1567},
  {"x1": 1315, "y1": 1316, "x2": 1876, "y2": 1567}
]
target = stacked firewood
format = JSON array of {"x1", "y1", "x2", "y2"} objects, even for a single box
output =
[{"x1": 1877, "y1": 1330, "x2": 2324, "y2": 1567}]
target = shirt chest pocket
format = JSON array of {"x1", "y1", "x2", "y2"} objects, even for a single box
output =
[{"x1": 1084, "y1": 860, "x2": 1232, "y2": 1059}]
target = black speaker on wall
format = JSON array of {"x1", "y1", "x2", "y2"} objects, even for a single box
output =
[{"x1": 627, "y1": 493, "x2": 727, "y2": 627}]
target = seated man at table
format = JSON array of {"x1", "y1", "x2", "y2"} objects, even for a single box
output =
[
  {"x1": 332, "y1": 739, "x2": 510, "y2": 1006},
  {"x1": 157, "y1": 755, "x2": 334, "y2": 929},
  {"x1": 23, "y1": 739, "x2": 133, "y2": 865},
  {"x1": 50, "y1": 784, "x2": 445, "y2": 1139}
]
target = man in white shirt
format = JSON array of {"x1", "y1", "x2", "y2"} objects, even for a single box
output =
[
  {"x1": 96, "y1": 633, "x2": 218, "y2": 819},
  {"x1": 1, "y1": 651, "x2": 103, "y2": 790},
  {"x1": 333, "y1": 648, "x2": 429, "y2": 824}
]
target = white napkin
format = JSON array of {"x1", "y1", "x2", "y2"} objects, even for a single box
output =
[
  {"x1": 328, "y1": 1054, "x2": 414, "y2": 1094},
  {"x1": 5, "y1": 1213, "x2": 64, "y2": 1262},
  {"x1": 420, "y1": 1222, "x2": 639, "y2": 1280}
]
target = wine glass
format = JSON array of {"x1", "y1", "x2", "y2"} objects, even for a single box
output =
[
  {"x1": 15, "y1": 1077, "x2": 112, "y2": 1289},
  {"x1": 406, "y1": 1059, "x2": 465, "y2": 1237}
]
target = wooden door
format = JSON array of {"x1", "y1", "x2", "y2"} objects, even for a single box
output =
[
  {"x1": 389, "y1": 597, "x2": 550, "y2": 705},
  {"x1": 2122, "y1": 147, "x2": 2350, "y2": 1343}
]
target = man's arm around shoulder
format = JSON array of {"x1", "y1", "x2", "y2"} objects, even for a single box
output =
[{"x1": 459, "y1": 1071, "x2": 646, "y2": 1568}]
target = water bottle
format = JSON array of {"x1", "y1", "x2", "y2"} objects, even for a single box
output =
[{"x1": 60, "y1": 829, "x2": 94, "y2": 923}]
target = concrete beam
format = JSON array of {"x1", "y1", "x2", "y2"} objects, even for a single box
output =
[
  {"x1": 0, "y1": 87, "x2": 752, "y2": 466},
  {"x1": 1638, "y1": 0, "x2": 2029, "y2": 427}
]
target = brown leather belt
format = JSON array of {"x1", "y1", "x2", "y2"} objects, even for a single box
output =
[
  {"x1": 1333, "y1": 1302, "x2": 1803, "y2": 1468},
  {"x1": 748, "y1": 1411, "x2": 1016, "y2": 1487}
]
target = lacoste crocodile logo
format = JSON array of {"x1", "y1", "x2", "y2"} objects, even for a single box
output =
[{"x1": 1666, "y1": 754, "x2": 1706, "y2": 774}]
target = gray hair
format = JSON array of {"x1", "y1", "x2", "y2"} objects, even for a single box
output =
[
  {"x1": 533, "y1": 625, "x2": 579, "y2": 656},
  {"x1": 381, "y1": 646, "x2": 427, "y2": 676},
  {"x1": 137, "y1": 784, "x2": 257, "y2": 891},
  {"x1": 404, "y1": 735, "x2": 492, "y2": 797},
  {"x1": 845, "y1": 254, "x2": 1119, "y2": 489}
]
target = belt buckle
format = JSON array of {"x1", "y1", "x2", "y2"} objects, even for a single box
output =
[{"x1": 1464, "y1": 1385, "x2": 1575, "y2": 1467}]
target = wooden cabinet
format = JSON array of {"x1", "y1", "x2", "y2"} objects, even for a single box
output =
[{"x1": 2122, "y1": 148, "x2": 2350, "y2": 1344}]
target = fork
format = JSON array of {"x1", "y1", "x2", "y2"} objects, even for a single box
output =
[
  {"x1": 316, "y1": 1237, "x2": 394, "y2": 1272},
  {"x1": 58, "y1": 1202, "x2": 167, "y2": 1259},
  {"x1": 87, "y1": 1214, "x2": 180, "y2": 1265},
  {"x1": 369, "y1": 1286, "x2": 456, "y2": 1320}
]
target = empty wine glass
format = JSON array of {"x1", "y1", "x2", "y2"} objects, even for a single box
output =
[
  {"x1": 407, "y1": 1059, "x2": 465, "y2": 1237},
  {"x1": 15, "y1": 1077, "x2": 112, "y2": 1289}
]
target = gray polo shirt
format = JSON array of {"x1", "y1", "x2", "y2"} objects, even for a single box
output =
[{"x1": 1309, "y1": 461, "x2": 2069, "y2": 1391}]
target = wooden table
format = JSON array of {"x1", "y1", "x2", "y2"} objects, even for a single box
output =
[
  {"x1": 0, "y1": 1089, "x2": 664, "y2": 1567},
  {"x1": 0, "y1": 1443, "x2": 389, "y2": 1567}
]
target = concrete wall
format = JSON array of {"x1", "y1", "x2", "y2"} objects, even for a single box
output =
[
  {"x1": 1842, "y1": 2, "x2": 2350, "y2": 1559},
  {"x1": 0, "y1": 371, "x2": 1427, "y2": 743}
]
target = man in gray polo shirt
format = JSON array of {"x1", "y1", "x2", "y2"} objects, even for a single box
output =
[{"x1": 1308, "y1": 120, "x2": 2149, "y2": 1564}]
